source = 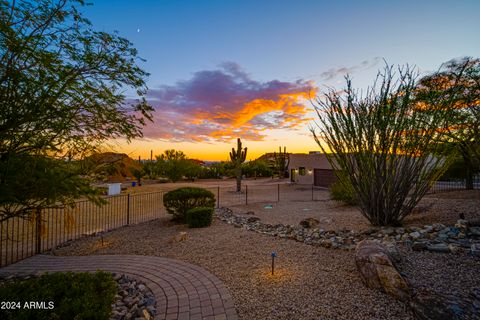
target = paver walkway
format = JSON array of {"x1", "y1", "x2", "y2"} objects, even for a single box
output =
[{"x1": 0, "y1": 255, "x2": 238, "y2": 320}]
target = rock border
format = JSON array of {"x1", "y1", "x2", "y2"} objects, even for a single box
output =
[
  {"x1": 112, "y1": 273, "x2": 156, "y2": 320},
  {"x1": 215, "y1": 208, "x2": 480, "y2": 256}
]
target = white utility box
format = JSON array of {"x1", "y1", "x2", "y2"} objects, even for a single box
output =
[{"x1": 107, "y1": 183, "x2": 121, "y2": 196}]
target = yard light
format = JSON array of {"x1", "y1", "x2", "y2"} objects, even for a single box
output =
[{"x1": 271, "y1": 251, "x2": 277, "y2": 275}]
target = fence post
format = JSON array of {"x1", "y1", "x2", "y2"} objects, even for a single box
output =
[
  {"x1": 277, "y1": 184, "x2": 280, "y2": 202},
  {"x1": 126, "y1": 194, "x2": 130, "y2": 225},
  {"x1": 35, "y1": 208, "x2": 42, "y2": 254},
  {"x1": 311, "y1": 184, "x2": 314, "y2": 201},
  {"x1": 217, "y1": 187, "x2": 220, "y2": 208},
  {"x1": 245, "y1": 185, "x2": 248, "y2": 205}
]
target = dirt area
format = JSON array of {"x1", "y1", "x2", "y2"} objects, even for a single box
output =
[
  {"x1": 228, "y1": 190, "x2": 480, "y2": 231},
  {"x1": 125, "y1": 179, "x2": 480, "y2": 230},
  {"x1": 120, "y1": 177, "x2": 286, "y2": 194}
]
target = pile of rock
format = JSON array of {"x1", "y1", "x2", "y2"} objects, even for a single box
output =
[
  {"x1": 215, "y1": 208, "x2": 480, "y2": 256},
  {"x1": 111, "y1": 273, "x2": 156, "y2": 320}
]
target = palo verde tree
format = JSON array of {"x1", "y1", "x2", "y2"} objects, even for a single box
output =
[
  {"x1": 416, "y1": 57, "x2": 480, "y2": 189},
  {"x1": 0, "y1": 0, "x2": 152, "y2": 221},
  {"x1": 155, "y1": 149, "x2": 191, "y2": 182},
  {"x1": 229, "y1": 138, "x2": 247, "y2": 192},
  {"x1": 311, "y1": 65, "x2": 451, "y2": 226}
]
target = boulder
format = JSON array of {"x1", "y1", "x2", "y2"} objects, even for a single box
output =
[
  {"x1": 355, "y1": 240, "x2": 412, "y2": 301},
  {"x1": 299, "y1": 217, "x2": 320, "y2": 229}
]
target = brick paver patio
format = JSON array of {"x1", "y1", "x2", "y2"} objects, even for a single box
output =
[{"x1": 0, "y1": 255, "x2": 238, "y2": 320}]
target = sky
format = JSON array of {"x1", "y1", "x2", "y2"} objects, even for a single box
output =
[{"x1": 84, "y1": 0, "x2": 480, "y2": 161}]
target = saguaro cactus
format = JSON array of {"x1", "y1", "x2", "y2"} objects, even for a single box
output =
[
  {"x1": 229, "y1": 138, "x2": 247, "y2": 192},
  {"x1": 274, "y1": 146, "x2": 289, "y2": 178}
]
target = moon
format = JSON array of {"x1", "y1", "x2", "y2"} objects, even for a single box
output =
[{"x1": 137, "y1": 28, "x2": 141, "y2": 33}]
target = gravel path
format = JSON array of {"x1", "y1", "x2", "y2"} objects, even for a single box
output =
[{"x1": 54, "y1": 218, "x2": 412, "y2": 320}]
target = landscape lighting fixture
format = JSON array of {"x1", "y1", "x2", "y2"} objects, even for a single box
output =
[{"x1": 271, "y1": 251, "x2": 277, "y2": 275}]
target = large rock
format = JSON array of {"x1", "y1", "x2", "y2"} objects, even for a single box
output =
[
  {"x1": 355, "y1": 240, "x2": 412, "y2": 301},
  {"x1": 299, "y1": 217, "x2": 320, "y2": 229}
]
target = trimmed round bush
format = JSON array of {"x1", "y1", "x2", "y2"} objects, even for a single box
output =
[
  {"x1": 163, "y1": 187, "x2": 215, "y2": 222},
  {"x1": 186, "y1": 207, "x2": 214, "y2": 228}
]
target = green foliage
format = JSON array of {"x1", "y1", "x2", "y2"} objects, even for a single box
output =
[
  {"x1": 0, "y1": 271, "x2": 117, "y2": 320},
  {"x1": 229, "y1": 138, "x2": 248, "y2": 192},
  {"x1": 312, "y1": 65, "x2": 451, "y2": 226},
  {"x1": 155, "y1": 150, "x2": 199, "y2": 182},
  {"x1": 242, "y1": 160, "x2": 273, "y2": 178},
  {"x1": 329, "y1": 174, "x2": 358, "y2": 205},
  {"x1": 439, "y1": 153, "x2": 474, "y2": 181},
  {"x1": 197, "y1": 162, "x2": 233, "y2": 179},
  {"x1": 184, "y1": 160, "x2": 202, "y2": 181},
  {"x1": 0, "y1": 154, "x2": 104, "y2": 222},
  {"x1": 0, "y1": 0, "x2": 152, "y2": 219},
  {"x1": 130, "y1": 167, "x2": 144, "y2": 185},
  {"x1": 417, "y1": 57, "x2": 480, "y2": 189},
  {"x1": 186, "y1": 207, "x2": 214, "y2": 228},
  {"x1": 163, "y1": 187, "x2": 215, "y2": 222}
]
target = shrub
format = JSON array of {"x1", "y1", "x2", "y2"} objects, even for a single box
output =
[
  {"x1": 0, "y1": 271, "x2": 117, "y2": 320},
  {"x1": 330, "y1": 178, "x2": 358, "y2": 205},
  {"x1": 163, "y1": 187, "x2": 215, "y2": 222},
  {"x1": 186, "y1": 207, "x2": 214, "y2": 228}
]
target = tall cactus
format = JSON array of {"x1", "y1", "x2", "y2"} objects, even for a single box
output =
[
  {"x1": 229, "y1": 138, "x2": 247, "y2": 192},
  {"x1": 274, "y1": 146, "x2": 289, "y2": 178}
]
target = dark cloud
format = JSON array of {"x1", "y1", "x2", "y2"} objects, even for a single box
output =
[{"x1": 143, "y1": 62, "x2": 316, "y2": 142}]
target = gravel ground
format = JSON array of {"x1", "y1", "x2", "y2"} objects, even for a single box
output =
[
  {"x1": 52, "y1": 190, "x2": 480, "y2": 320},
  {"x1": 229, "y1": 190, "x2": 480, "y2": 231},
  {"x1": 399, "y1": 250, "x2": 480, "y2": 300},
  {"x1": 54, "y1": 218, "x2": 413, "y2": 320}
]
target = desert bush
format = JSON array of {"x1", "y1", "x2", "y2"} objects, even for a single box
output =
[
  {"x1": 163, "y1": 187, "x2": 215, "y2": 222},
  {"x1": 312, "y1": 65, "x2": 451, "y2": 226},
  {"x1": 0, "y1": 271, "x2": 116, "y2": 320},
  {"x1": 330, "y1": 176, "x2": 358, "y2": 205},
  {"x1": 186, "y1": 207, "x2": 214, "y2": 228}
]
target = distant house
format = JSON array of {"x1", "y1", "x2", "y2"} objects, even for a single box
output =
[{"x1": 288, "y1": 152, "x2": 337, "y2": 187}]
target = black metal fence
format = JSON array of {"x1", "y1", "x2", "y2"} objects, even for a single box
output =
[
  {"x1": 1, "y1": 180, "x2": 476, "y2": 268},
  {"x1": 0, "y1": 192, "x2": 166, "y2": 268},
  {"x1": 428, "y1": 178, "x2": 480, "y2": 194}
]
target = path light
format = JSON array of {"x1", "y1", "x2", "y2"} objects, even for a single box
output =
[{"x1": 271, "y1": 251, "x2": 277, "y2": 275}]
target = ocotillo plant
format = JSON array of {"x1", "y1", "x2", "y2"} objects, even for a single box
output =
[
  {"x1": 229, "y1": 138, "x2": 247, "y2": 192},
  {"x1": 274, "y1": 146, "x2": 289, "y2": 178}
]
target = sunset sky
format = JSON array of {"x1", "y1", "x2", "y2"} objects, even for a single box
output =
[{"x1": 85, "y1": 0, "x2": 480, "y2": 161}]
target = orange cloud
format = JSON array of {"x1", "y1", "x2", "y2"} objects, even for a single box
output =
[{"x1": 142, "y1": 63, "x2": 317, "y2": 142}]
